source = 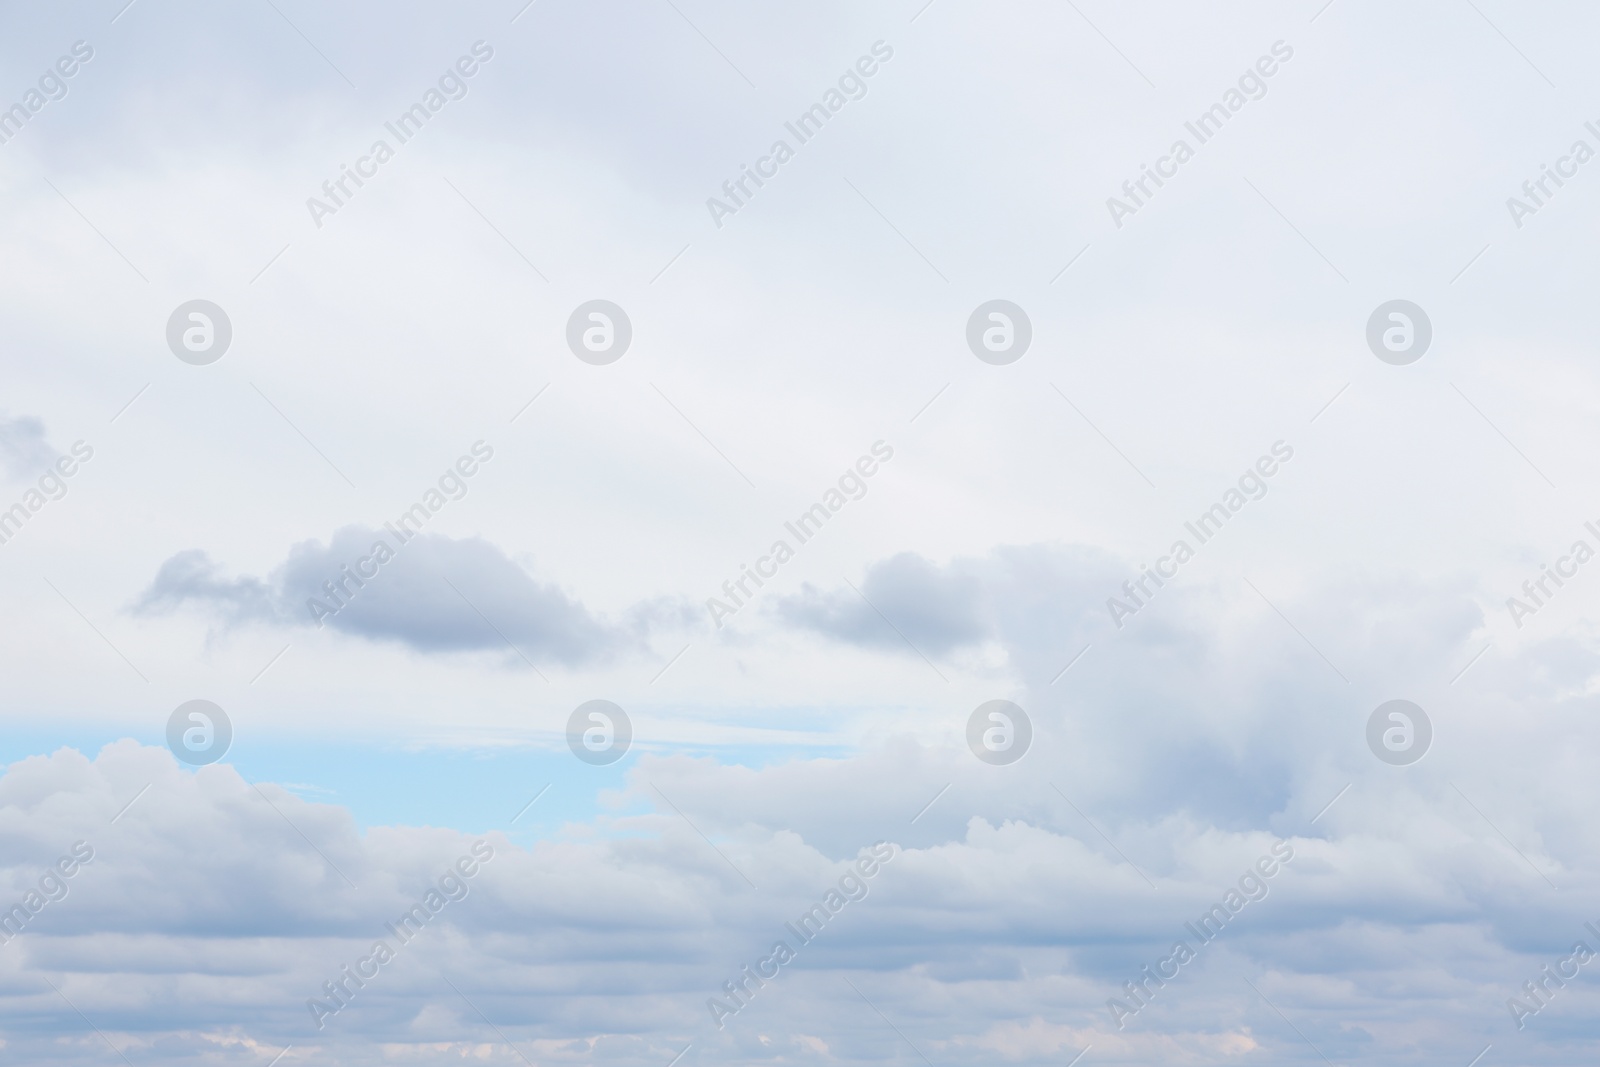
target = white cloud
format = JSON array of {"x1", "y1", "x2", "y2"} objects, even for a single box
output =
[{"x1": 3, "y1": 0, "x2": 1599, "y2": 1061}]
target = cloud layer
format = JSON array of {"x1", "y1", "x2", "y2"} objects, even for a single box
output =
[
  {"x1": 3, "y1": 0, "x2": 1598, "y2": 1062},
  {"x1": 2, "y1": 721, "x2": 1597, "y2": 1067}
]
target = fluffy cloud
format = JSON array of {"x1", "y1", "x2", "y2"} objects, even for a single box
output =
[
  {"x1": 4, "y1": 0, "x2": 1599, "y2": 1062},
  {"x1": 776, "y1": 550, "x2": 995, "y2": 655},
  {"x1": 774, "y1": 544, "x2": 1120, "y2": 662},
  {"x1": 0, "y1": 731, "x2": 1596, "y2": 1067},
  {"x1": 133, "y1": 526, "x2": 692, "y2": 665}
]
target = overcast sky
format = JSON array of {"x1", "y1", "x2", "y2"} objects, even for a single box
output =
[{"x1": 2, "y1": 0, "x2": 1599, "y2": 1064}]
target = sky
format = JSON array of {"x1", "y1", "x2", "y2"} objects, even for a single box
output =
[{"x1": 1, "y1": 0, "x2": 1599, "y2": 1064}]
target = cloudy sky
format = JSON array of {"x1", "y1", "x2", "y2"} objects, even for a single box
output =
[{"x1": 2, "y1": 0, "x2": 1599, "y2": 1063}]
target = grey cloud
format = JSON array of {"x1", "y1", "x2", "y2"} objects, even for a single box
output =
[
  {"x1": 776, "y1": 551, "x2": 990, "y2": 655},
  {"x1": 0, "y1": 414, "x2": 56, "y2": 481},
  {"x1": 0, "y1": 740, "x2": 1591, "y2": 1066},
  {"x1": 134, "y1": 525, "x2": 687, "y2": 665},
  {"x1": 774, "y1": 544, "x2": 1122, "y2": 660},
  {"x1": 133, "y1": 549, "x2": 280, "y2": 625},
  {"x1": 771, "y1": 545, "x2": 1520, "y2": 837},
  {"x1": 8, "y1": 0, "x2": 1600, "y2": 1060}
]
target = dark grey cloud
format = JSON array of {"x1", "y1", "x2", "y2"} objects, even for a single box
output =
[{"x1": 134, "y1": 525, "x2": 689, "y2": 665}]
